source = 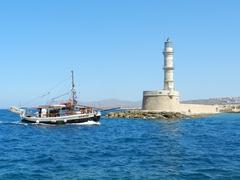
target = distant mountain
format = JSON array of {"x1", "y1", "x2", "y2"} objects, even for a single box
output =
[{"x1": 83, "y1": 99, "x2": 142, "y2": 109}]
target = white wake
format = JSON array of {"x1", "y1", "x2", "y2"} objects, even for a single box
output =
[{"x1": 70, "y1": 121, "x2": 101, "y2": 126}]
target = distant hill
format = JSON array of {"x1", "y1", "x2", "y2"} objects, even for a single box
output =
[{"x1": 83, "y1": 99, "x2": 142, "y2": 109}]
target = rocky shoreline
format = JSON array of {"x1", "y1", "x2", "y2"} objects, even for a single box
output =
[{"x1": 106, "y1": 110, "x2": 211, "y2": 120}]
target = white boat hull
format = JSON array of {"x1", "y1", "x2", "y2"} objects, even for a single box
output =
[{"x1": 21, "y1": 113, "x2": 101, "y2": 124}]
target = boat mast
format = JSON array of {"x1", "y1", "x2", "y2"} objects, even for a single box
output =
[{"x1": 71, "y1": 70, "x2": 77, "y2": 108}]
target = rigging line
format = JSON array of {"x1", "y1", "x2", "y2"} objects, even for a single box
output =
[
  {"x1": 45, "y1": 75, "x2": 72, "y2": 101},
  {"x1": 46, "y1": 76, "x2": 71, "y2": 93},
  {"x1": 50, "y1": 92, "x2": 71, "y2": 101},
  {"x1": 22, "y1": 76, "x2": 71, "y2": 106},
  {"x1": 51, "y1": 80, "x2": 71, "y2": 98},
  {"x1": 23, "y1": 92, "x2": 51, "y2": 106}
]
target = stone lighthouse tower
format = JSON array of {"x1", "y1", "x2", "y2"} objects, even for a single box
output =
[
  {"x1": 142, "y1": 38, "x2": 180, "y2": 112},
  {"x1": 163, "y1": 38, "x2": 175, "y2": 91},
  {"x1": 142, "y1": 38, "x2": 219, "y2": 114}
]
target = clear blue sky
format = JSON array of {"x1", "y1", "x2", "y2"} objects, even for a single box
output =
[{"x1": 0, "y1": 0, "x2": 240, "y2": 108}]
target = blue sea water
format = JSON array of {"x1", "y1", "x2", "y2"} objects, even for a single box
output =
[{"x1": 0, "y1": 110, "x2": 240, "y2": 180}]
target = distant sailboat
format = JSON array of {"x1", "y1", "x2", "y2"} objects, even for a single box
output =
[{"x1": 10, "y1": 71, "x2": 101, "y2": 124}]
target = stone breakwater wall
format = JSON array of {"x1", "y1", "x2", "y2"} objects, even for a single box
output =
[
  {"x1": 106, "y1": 110, "x2": 209, "y2": 120},
  {"x1": 179, "y1": 104, "x2": 219, "y2": 115}
]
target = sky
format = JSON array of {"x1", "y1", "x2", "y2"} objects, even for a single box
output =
[{"x1": 0, "y1": 0, "x2": 240, "y2": 108}]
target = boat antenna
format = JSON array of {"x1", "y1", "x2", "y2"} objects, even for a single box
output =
[{"x1": 71, "y1": 70, "x2": 77, "y2": 108}]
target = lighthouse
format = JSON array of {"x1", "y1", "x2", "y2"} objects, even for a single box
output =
[
  {"x1": 142, "y1": 38, "x2": 180, "y2": 111},
  {"x1": 163, "y1": 38, "x2": 175, "y2": 91},
  {"x1": 142, "y1": 38, "x2": 219, "y2": 114}
]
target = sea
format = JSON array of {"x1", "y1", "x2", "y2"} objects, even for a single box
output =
[{"x1": 0, "y1": 109, "x2": 240, "y2": 180}]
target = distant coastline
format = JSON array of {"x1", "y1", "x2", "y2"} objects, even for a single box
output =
[{"x1": 82, "y1": 97, "x2": 240, "y2": 110}]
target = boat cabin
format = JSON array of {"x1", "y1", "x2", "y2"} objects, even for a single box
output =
[
  {"x1": 36, "y1": 104, "x2": 94, "y2": 118},
  {"x1": 37, "y1": 105, "x2": 66, "y2": 118}
]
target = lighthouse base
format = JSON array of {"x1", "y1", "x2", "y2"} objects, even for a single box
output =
[
  {"x1": 142, "y1": 90, "x2": 180, "y2": 112},
  {"x1": 142, "y1": 90, "x2": 219, "y2": 115}
]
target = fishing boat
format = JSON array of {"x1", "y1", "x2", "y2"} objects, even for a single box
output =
[{"x1": 10, "y1": 71, "x2": 101, "y2": 124}]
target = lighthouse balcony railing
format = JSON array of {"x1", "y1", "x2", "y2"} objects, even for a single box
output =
[{"x1": 163, "y1": 66, "x2": 174, "y2": 70}]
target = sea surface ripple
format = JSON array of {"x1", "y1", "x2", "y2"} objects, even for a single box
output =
[{"x1": 0, "y1": 109, "x2": 240, "y2": 179}]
